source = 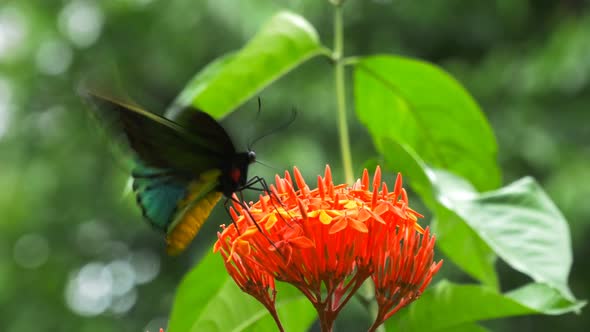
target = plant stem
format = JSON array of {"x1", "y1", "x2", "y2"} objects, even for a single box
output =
[{"x1": 333, "y1": 2, "x2": 354, "y2": 184}]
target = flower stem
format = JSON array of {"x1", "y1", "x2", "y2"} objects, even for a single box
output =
[
  {"x1": 270, "y1": 311, "x2": 286, "y2": 332},
  {"x1": 333, "y1": 2, "x2": 354, "y2": 184},
  {"x1": 316, "y1": 305, "x2": 336, "y2": 332}
]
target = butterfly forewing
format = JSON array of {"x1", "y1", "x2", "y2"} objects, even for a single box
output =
[{"x1": 84, "y1": 92, "x2": 234, "y2": 174}]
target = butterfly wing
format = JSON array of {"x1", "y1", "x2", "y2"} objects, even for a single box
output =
[
  {"x1": 165, "y1": 169, "x2": 223, "y2": 255},
  {"x1": 131, "y1": 163, "x2": 190, "y2": 231},
  {"x1": 83, "y1": 92, "x2": 238, "y2": 254},
  {"x1": 84, "y1": 92, "x2": 235, "y2": 173},
  {"x1": 132, "y1": 163, "x2": 222, "y2": 255}
]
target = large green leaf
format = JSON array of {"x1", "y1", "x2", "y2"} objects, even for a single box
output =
[
  {"x1": 381, "y1": 139, "x2": 498, "y2": 289},
  {"x1": 167, "y1": 53, "x2": 236, "y2": 123},
  {"x1": 431, "y1": 208, "x2": 499, "y2": 289},
  {"x1": 381, "y1": 138, "x2": 580, "y2": 301},
  {"x1": 354, "y1": 55, "x2": 500, "y2": 191},
  {"x1": 168, "y1": 252, "x2": 228, "y2": 332},
  {"x1": 436, "y1": 322, "x2": 491, "y2": 332},
  {"x1": 168, "y1": 252, "x2": 316, "y2": 332},
  {"x1": 390, "y1": 280, "x2": 584, "y2": 332},
  {"x1": 166, "y1": 11, "x2": 327, "y2": 120},
  {"x1": 433, "y1": 173, "x2": 577, "y2": 301}
]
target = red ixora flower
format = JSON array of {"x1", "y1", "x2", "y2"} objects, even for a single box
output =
[{"x1": 214, "y1": 165, "x2": 443, "y2": 332}]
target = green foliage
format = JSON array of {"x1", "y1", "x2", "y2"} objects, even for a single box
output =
[
  {"x1": 168, "y1": 252, "x2": 316, "y2": 332},
  {"x1": 354, "y1": 55, "x2": 500, "y2": 191},
  {"x1": 380, "y1": 139, "x2": 582, "y2": 306},
  {"x1": 166, "y1": 7, "x2": 583, "y2": 332},
  {"x1": 2, "y1": 1, "x2": 588, "y2": 332},
  {"x1": 435, "y1": 173, "x2": 576, "y2": 301},
  {"x1": 391, "y1": 280, "x2": 585, "y2": 331},
  {"x1": 167, "y1": 11, "x2": 327, "y2": 121},
  {"x1": 381, "y1": 139, "x2": 499, "y2": 289}
]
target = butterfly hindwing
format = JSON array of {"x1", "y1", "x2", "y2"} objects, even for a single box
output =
[
  {"x1": 132, "y1": 163, "x2": 224, "y2": 254},
  {"x1": 165, "y1": 169, "x2": 223, "y2": 255},
  {"x1": 132, "y1": 164, "x2": 189, "y2": 231}
]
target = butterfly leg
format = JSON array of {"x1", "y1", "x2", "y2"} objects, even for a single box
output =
[
  {"x1": 227, "y1": 195, "x2": 286, "y2": 253},
  {"x1": 223, "y1": 198, "x2": 242, "y2": 235},
  {"x1": 242, "y1": 176, "x2": 294, "y2": 228}
]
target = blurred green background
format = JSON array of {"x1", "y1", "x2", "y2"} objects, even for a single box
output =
[{"x1": 0, "y1": 1, "x2": 588, "y2": 331}]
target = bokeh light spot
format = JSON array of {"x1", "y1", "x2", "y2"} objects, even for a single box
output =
[
  {"x1": 65, "y1": 262, "x2": 113, "y2": 316},
  {"x1": 109, "y1": 288, "x2": 137, "y2": 315},
  {"x1": 0, "y1": 77, "x2": 12, "y2": 139},
  {"x1": 13, "y1": 233, "x2": 50, "y2": 269},
  {"x1": 59, "y1": 0, "x2": 104, "y2": 48},
  {"x1": 130, "y1": 249, "x2": 160, "y2": 284},
  {"x1": 107, "y1": 260, "x2": 136, "y2": 296},
  {"x1": 35, "y1": 39, "x2": 73, "y2": 75},
  {"x1": 0, "y1": 6, "x2": 27, "y2": 60},
  {"x1": 76, "y1": 220, "x2": 110, "y2": 255}
]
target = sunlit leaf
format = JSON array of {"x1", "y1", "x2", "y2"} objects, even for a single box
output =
[
  {"x1": 390, "y1": 280, "x2": 585, "y2": 331},
  {"x1": 167, "y1": 253, "x2": 228, "y2": 332},
  {"x1": 433, "y1": 173, "x2": 577, "y2": 301},
  {"x1": 168, "y1": 252, "x2": 316, "y2": 332},
  {"x1": 167, "y1": 53, "x2": 236, "y2": 123},
  {"x1": 354, "y1": 55, "x2": 500, "y2": 191},
  {"x1": 381, "y1": 139, "x2": 498, "y2": 289},
  {"x1": 435, "y1": 322, "x2": 491, "y2": 332},
  {"x1": 166, "y1": 11, "x2": 327, "y2": 120}
]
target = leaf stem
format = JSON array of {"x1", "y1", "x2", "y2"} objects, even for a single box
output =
[{"x1": 333, "y1": 2, "x2": 354, "y2": 184}]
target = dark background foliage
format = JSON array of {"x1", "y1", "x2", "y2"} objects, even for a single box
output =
[{"x1": 0, "y1": 1, "x2": 587, "y2": 331}]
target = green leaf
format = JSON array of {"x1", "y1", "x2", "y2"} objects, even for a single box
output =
[
  {"x1": 380, "y1": 139, "x2": 499, "y2": 289},
  {"x1": 168, "y1": 252, "x2": 316, "y2": 332},
  {"x1": 167, "y1": 53, "x2": 237, "y2": 123},
  {"x1": 434, "y1": 173, "x2": 577, "y2": 301},
  {"x1": 506, "y1": 282, "x2": 585, "y2": 315},
  {"x1": 431, "y1": 207, "x2": 499, "y2": 289},
  {"x1": 166, "y1": 11, "x2": 327, "y2": 120},
  {"x1": 380, "y1": 138, "x2": 581, "y2": 302},
  {"x1": 168, "y1": 252, "x2": 228, "y2": 332},
  {"x1": 354, "y1": 55, "x2": 500, "y2": 191},
  {"x1": 390, "y1": 280, "x2": 585, "y2": 332},
  {"x1": 435, "y1": 322, "x2": 491, "y2": 332}
]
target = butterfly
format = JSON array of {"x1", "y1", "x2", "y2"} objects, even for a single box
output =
[{"x1": 83, "y1": 92, "x2": 263, "y2": 255}]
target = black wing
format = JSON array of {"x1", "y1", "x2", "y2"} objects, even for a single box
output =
[{"x1": 83, "y1": 91, "x2": 235, "y2": 174}]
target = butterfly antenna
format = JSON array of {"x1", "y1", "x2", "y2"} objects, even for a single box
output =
[
  {"x1": 249, "y1": 107, "x2": 297, "y2": 149},
  {"x1": 256, "y1": 96, "x2": 262, "y2": 120},
  {"x1": 247, "y1": 97, "x2": 264, "y2": 151}
]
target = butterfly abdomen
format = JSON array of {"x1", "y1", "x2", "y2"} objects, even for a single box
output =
[
  {"x1": 166, "y1": 190, "x2": 222, "y2": 255},
  {"x1": 165, "y1": 170, "x2": 223, "y2": 255}
]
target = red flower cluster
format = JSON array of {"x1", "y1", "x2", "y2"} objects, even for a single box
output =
[{"x1": 214, "y1": 166, "x2": 442, "y2": 331}]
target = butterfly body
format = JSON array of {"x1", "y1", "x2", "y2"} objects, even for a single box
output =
[{"x1": 84, "y1": 92, "x2": 256, "y2": 254}]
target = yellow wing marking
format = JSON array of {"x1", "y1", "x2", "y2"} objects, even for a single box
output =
[{"x1": 165, "y1": 170, "x2": 222, "y2": 255}]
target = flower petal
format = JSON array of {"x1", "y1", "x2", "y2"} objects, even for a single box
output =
[
  {"x1": 349, "y1": 219, "x2": 369, "y2": 233},
  {"x1": 289, "y1": 236, "x2": 315, "y2": 249},
  {"x1": 319, "y1": 210, "x2": 333, "y2": 224},
  {"x1": 329, "y1": 217, "x2": 348, "y2": 234}
]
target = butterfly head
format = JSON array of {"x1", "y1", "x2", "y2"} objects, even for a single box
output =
[{"x1": 247, "y1": 150, "x2": 256, "y2": 165}]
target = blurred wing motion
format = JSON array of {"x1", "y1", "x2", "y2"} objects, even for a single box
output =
[{"x1": 83, "y1": 92, "x2": 237, "y2": 255}]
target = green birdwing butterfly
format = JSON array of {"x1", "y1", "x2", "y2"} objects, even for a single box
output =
[{"x1": 84, "y1": 92, "x2": 258, "y2": 255}]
